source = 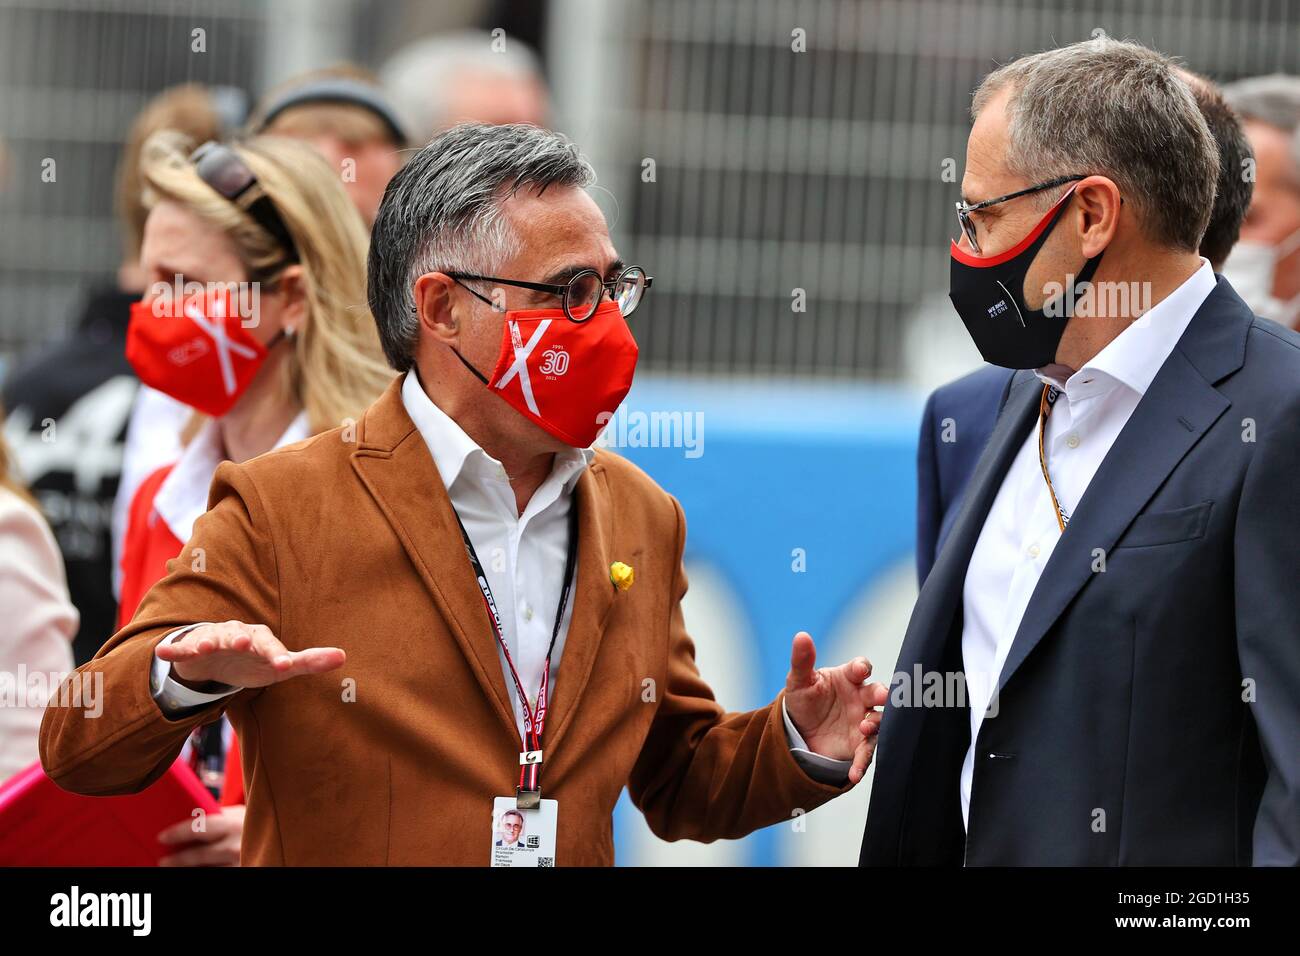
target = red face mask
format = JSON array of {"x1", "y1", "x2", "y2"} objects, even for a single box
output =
[
  {"x1": 455, "y1": 299, "x2": 639, "y2": 447},
  {"x1": 126, "y1": 288, "x2": 276, "y2": 418}
]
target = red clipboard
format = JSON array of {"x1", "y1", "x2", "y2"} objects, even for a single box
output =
[{"x1": 0, "y1": 758, "x2": 220, "y2": 866}]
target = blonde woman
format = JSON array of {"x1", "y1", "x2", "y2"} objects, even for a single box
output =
[
  {"x1": 0, "y1": 420, "x2": 77, "y2": 783},
  {"x1": 116, "y1": 131, "x2": 392, "y2": 864}
]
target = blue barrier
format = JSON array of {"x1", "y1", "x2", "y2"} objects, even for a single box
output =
[{"x1": 607, "y1": 375, "x2": 923, "y2": 865}]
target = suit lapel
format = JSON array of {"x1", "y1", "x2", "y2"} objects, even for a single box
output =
[
  {"x1": 994, "y1": 303, "x2": 1242, "y2": 696},
  {"x1": 880, "y1": 373, "x2": 1040, "y2": 771},
  {"x1": 904, "y1": 372, "x2": 1042, "y2": 666},
  {"x1": 349, "y1": 382, "x2": 520, "y2": 742},
  {"x1": 542, "y1": 460, "x2": 617, "y2": 754},
  {"x1": 350, "y1": 381, "x2": 626, "y2": 758}
]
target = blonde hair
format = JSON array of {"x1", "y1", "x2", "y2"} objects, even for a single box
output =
[
  {"x1": 115, "y1": 84, "x2": 225, "y2": 260},
  {"x1": 139, "y1": 130, "x2": 394, "y2": 433}
]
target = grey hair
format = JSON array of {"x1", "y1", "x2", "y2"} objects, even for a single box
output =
[
  {"x1": 972, "y1": 36, "x2": 1218, "y2": 252},
  {"x1": 367, "y1": 122, "x2": 595, "y2": 371},
  {"x1": 1221, "y1": 73, "x2": 1300, "y2": 133},
  {"x1": 1221, "y1": 73, "x2": 1300, "y2": 187},
  {"x1": 379, "y1": 30, "x2": 544, "y2": 146}
]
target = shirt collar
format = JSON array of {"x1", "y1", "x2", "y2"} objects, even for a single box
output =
[
  {"x1": 1036, "y1": 258, "x2": 1216, "y2": 400},
  {"x1": 155, "y1": 409, "x2": 311, "y2": 543},
  {"x1": 399, "y1": 369, "x2": 593, "y2": 496}
]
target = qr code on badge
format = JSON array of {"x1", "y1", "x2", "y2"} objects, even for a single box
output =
[{"x1": 538, "y1": 856, "x2": 554, "y2": 867}]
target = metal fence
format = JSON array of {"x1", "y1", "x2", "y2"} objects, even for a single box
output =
[
  {"x1": 4, "y1": 0, "x2": 1300, "y2": 379},
  {"x1": 0, "y1": 0, "x2": 272, "y2": 358},
  {"x1": 588, "y1": 0, "x2": 1300, "y2": 379}
]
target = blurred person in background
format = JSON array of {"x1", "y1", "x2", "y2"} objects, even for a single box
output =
[
  {"x1": 0, "y1": 414, "x2": 77, "y2": 783},
  {"x1": 3, "y1": 84, "x2": 229, "y2": 666},
  {"x1": 915, "y1": 65, "x2": 1255, "y2": 584},
  {"x1": 114, "y1": 129, "x2": 392, "y2": 865},
  {"x1": 249, "y1": 64, "x2": 408, "y2": 226},
  {"x1": 1222, "y1": 74, "x2": 1300, "y2": 330},
  {"x1": 863, "y1": 37, "x2": 1300, "y2": 866},
  {"x1": 380, "y1": 29, "x2": 549, "y2": 144}
]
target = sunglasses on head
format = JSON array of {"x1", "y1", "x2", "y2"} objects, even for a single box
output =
[{"x1": 190, "y1": 141, "x2": 300, "y2": 265}]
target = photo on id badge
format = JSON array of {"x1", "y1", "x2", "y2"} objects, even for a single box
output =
[{"x1": 491, "y1": 796, "x2": 558, "y2": 867}]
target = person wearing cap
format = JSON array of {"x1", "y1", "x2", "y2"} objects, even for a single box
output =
[{"x1": 252, "y1": 65, "x2": 407, "y2": 226}]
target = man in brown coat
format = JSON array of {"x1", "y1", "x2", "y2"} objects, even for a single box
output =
[{"x1": 41, "y1": 123, "x2": 887, "y2": 866}]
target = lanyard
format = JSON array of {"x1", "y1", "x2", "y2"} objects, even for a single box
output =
[
  {"x1": 451, "y1": 500, "x2": 579, "y2": 809},
  {"x1": 187, "y1": 721, "x2": 226, "y2": 801},
  {"x1": 1037, "y1": 383, "x2": 1070, "y2": 533}
]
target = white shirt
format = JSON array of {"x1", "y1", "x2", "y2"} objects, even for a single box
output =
[
  {"x1": 958, "y1": 260, "x2": 1215, "y2": 829},
  {"x1": 401, "y1": 368, "x2": 591, "y2": 739},
  {"x1": 151, "y1": 371, "x2": 846, "y2": 781},
  {"x1": 112, "y1": 386, "x2": 192, "y2": 597}
]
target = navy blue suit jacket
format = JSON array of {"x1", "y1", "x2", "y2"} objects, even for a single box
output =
[
  {"x1": 915, "y1": 363, "x2": 1015, "y2": 585},
  {"x1": 866, "y1": 277, "x2": 1300, "y2": 865}
]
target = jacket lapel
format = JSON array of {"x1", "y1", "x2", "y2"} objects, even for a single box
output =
[
  {"x1": 879, "y1": 373, "x2": 1040, "y2": 769},
  {"x1": 904, "y1": 372, "x2": 1042, "y2": 667},
  {"x1": 994, "y1": 287, "x2": 1249, "y2": 695},
  {"x1": 542, "y1": 459, "x2": 617, "y2": 754},
  {"x1": 349, "y1": 380, "x2": 520, "y2": 741}
]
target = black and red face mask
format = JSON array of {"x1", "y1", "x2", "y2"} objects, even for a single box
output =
[{"x1": 949, "y1": 183, "x2": 1104, "y2": 370}]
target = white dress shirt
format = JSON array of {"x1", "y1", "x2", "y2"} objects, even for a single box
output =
[
  {"x1": 959, "y1": 260, "x2": 1216, "y2": 828},
  {"x1": 151, "y1": 371, "x2": 848, "y2": 782},
  {"x1": 401, "y1": 368, "x2": 591, "y2": 738}
]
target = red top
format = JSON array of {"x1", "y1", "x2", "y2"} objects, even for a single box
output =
[
  {"x1": 118, "y1": 464, "x2": 182, "y2": 629},
  {"x1": 118, "y1": 464, "x2": 244, "y2": 806}
]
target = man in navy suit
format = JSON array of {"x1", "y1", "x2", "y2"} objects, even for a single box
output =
[
  {"x1": 864, "y1": 38, "x2": 1300, "y2": 866},
  {"x1": 915, "y1": 67, "x2": 1255, "y2": 586}
]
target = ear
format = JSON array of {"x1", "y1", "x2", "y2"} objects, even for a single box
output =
[
  {"x1": 414, "y1": 272, "x2": 461, "y2": 346},
  {"x1": 273, "y1": 265, "x2": 308, "y2": 335},
  {"x1": 1074, "y1": 175, "x2": 1122, "y2": 258}
]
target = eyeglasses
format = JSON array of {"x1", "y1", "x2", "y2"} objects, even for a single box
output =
[
  {"x1": 446, "y1": 266, "x2": 654, "y2": 323},
  {"x1": 190, "y1": 141, "x2": 299, "y2": 264},
  {"x1": 954, "y1": 174, "x2": 1084, "y2": 254}
]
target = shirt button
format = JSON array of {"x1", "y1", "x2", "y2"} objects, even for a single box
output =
[
  {"x1": 524, "y1": 605, "x2": 534, "y2": 621},
  {"x1": 1066, "y1": 433, "x2": 1080, "y2": 449},
  {"x1": 1027, "y1": 544, "x2": 1041, "y2": 559}
]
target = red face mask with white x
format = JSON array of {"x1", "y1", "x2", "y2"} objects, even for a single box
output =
[
  {"x1": 126, "y1": 287, "x2": 286, "y2": 418},
  {"x1": 453, "y1": 299, "x2": 639, "y2": 448}
]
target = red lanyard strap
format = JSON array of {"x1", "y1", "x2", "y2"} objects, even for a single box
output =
[{"x1": 452, "y1": 498, "x2": 579, "y2": 807}]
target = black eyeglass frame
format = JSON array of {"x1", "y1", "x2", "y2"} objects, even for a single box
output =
[
  {"x1": 446, "y1": 266, "x2": 654, "y2": 323},
  {"x1": 190, "y1": 140, "x2": 300, "y2": 267},
  {"x1": 954, "y1": 174, "x2": 1085, "y2": 254}
]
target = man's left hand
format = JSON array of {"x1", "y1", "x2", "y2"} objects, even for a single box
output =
[{"x1": 784, "y1": 631, "x2": 889, "y2": 784}]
